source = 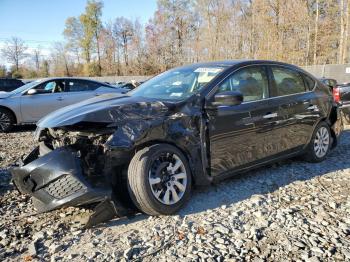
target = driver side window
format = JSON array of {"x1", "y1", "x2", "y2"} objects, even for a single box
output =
[
  {"x1": 35, "y1": 80, "x2": 65, "y2": 94},
  {"x1": 217, "y1": 66, "x2": 269, "y2": 102}
]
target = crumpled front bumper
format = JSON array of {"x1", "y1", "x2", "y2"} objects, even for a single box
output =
[
  {"x1": 11, "y1": 146, "x2": 126, "y2": 227},
  {"x1": 11, "y1": 146, "x2": 110, "y2": 212}
]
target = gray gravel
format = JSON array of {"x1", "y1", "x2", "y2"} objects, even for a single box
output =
[{"x1": 1, "y1": 126, "x2": 350, "y2": 261}]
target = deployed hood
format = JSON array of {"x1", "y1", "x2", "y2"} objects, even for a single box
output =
[{"x1": 37, "y1": 93, "x2": 172, "y2": 128}]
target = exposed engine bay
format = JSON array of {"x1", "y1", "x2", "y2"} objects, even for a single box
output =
[{"x1": 11, "y1": 95, "x2": 208, "y2": 228}]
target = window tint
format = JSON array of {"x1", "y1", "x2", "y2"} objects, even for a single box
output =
[
  {"x1": 0, "y1": 79, "x2": 22, "y2": 88},
  {"x1": 303, "y1": 74, "x2": 315, "y2": 91},
  {"x1": 271, "y1": 67, "x2": 306, "y2": 96},
  {"x1": 0, "y1": 80, "x2": 7, "y2": 88},
  {"x1": 11, "y1": 80, "x2": 23, "y2": 87},
  {"x1": 217, "y1": 66, "x2": 269, "y2": 102},
  {"x1": 67, "y1": 80, "x2": 99, "y2": 92}
]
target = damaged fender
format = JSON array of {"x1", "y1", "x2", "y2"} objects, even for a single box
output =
[{"x1": 11, "y1": 94, "x2": 211, "y2": 226}]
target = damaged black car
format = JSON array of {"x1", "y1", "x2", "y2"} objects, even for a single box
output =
[{"x1": 11, "y1": 60, "x2": 343, "y2": 226}]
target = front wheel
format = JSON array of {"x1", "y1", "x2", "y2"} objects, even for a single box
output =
[
  {"x1": 304, "y1": 122, "x2": 331, "y2": 163},
  {"x1": 0, "y1": 108, "x2": 15, "y2": 132},
  {"x1": 127, "y1": 144, "x2": 192, "y2": 216}
]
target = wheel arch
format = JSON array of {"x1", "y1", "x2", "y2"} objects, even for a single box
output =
[
  {"x1": 327, "y1": 106, "x2": 341, "y2": 148},
  {"x1": 134, "y1": 139, "x2": 197, "y2": 183},
  {"x1": 109, "y1": 140, "x2": 195, "y2": 210},
  {"x1": 0, "y1": 105, "x2": 17, "y2": 124},
  {"x1": 312, "y1": 112, "x2": 338, "y2": 149}
]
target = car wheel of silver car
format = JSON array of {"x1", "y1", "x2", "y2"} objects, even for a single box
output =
[
  {"x1": 127, "y1": 144, "x2": 192, "y2": 216},
  {"x1": 305, "y1": 122, "x2": 332, "y2": 163},
  {"x1": 0, "y1": 108, "x2": 15, "y2": 133}
]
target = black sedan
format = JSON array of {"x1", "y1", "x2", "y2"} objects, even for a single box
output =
[
  {"x1": 11, "y1": 60, "x2": 343, "y2": 226},
  {"x1": 0, "y1": 78, "x2": 24, "y2": 92}
]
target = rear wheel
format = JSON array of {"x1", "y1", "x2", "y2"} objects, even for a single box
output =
[
  {"x1": 304, "y1": 122, "x2": 331, "y2": 163},
  {"x1": 127, "y1": 144, "x2": 192, "y2": 216},
  {"x1": 0, "y1": 108, "x2": 15, "y2": 132}
]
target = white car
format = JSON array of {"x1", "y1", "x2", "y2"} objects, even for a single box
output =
[{"x1": 0, "y1": 77, "x2": 128, "y2": 132}]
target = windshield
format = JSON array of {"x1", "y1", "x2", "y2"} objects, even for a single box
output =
[
  {"x1": 11, "y1": 79, "x2": 43, "y2": 94},
  {"x1": 129, "y1": 66, "x2": 226, "y2": 100}
]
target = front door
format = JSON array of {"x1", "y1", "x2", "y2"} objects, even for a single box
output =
[
  {"x1": 206, "y1": 66, "x2": 280, "y2": 177},
  {"x1": 20, "y1": 79, "x2": 66, "y2": 122}
]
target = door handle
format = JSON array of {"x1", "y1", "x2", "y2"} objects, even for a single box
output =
[
  {"x1": 307, "y1": 105, "x2": 318, "y2": 111},
  {"x1": 263, "y1": 112, "x2": 278, "y2": 119},
  {"x1": 57, "y1": 97, "x2": 63, "y2": 101}
]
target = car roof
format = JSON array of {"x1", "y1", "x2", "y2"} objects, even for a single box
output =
[
  {"x1": 34, "y1": 77, "x2": 110, "y2": 85},
  {"x1": 0, "y1": 78, "x2": 22, "y2": 80},
  {"x1": 175, "y1": 59, "x2": 303, "y2": 70}
]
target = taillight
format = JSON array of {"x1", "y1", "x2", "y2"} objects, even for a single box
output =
[{"x1": 333, "y1": 87, "x2": 341, "y2": 103}]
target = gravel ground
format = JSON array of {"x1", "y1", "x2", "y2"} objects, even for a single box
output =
[{"x1": 1, "y1": 126, "x2": 350, "y2": 261}]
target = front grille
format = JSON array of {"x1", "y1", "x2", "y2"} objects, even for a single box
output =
[{"x1": 45, "y1": 175, "x2": 84, "y2": 199}]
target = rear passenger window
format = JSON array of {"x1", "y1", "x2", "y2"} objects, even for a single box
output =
[
  {"x1": 217, "y1": 66, "x2": 269, "y2": 102},
  {"x1": 67, "y1": 80, "x2": 99, "y2": 92},
  {"x1": 271, "y1": 67, "x2": 306, "y2": 96},
  {"x1": 302, "y1": 74, "x2": 316, "y2": 91}
]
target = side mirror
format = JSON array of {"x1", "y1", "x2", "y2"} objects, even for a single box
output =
[
  {"x1": 213, "y1": 91, "x2": 243, "y2": 106},
  {"x1": 27, "y1": 89, "x2": 38, "y2": 95}
]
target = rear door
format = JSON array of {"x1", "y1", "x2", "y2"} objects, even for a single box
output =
[
  {"x1": 206, "y1": 65, "x2": 283, "y2": 177},
  {"x1": 20, "y1": 79, "x2": 66, "y2": 122},
  {"x1": 61, "y1": 79, "x2": 101, "y2": 106},
  {"x1": 268, "y1": 66, "x2": 320, "y2": 152}
]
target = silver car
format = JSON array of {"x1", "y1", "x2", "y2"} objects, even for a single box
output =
[{"x1": 0, "y1": 77, "x2": 127, "y2": 132}]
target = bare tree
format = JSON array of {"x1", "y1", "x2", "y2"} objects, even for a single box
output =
[
  {"x1": 113, "y1": 17, "x2": 134, "y2": 67},
  {"x1": 313, "y1": 0, "x2": 320, "y2": 64},
  {"x1": 52, "y1": 42, "x2": 71, "y2": 76},
  {"x1": 1, "y1": 37, "x2": 27, "y2": 72},
  {"x1": 342, "y1": 0, "x2": 350, "y2": 63},
  {"x1": 33, "y1": 47, "x2": 41, "y2": 72},
  {"x1": 12, "y1": 0, "x2": 350, "y2": 78}
]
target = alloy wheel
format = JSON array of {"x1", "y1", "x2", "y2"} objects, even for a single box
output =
[
  {"x1": 148, "y1": 153, "x2": 187, "y2": 205},
  {"x1": 314, "y1": 126, "x2": 330, "y2": 158},
  {"x1": 0, "y1": 112, "x2": 11, "y2": 131}
]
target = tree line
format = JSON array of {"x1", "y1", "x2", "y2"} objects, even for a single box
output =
[{"x1": 1, "y1": 0, "x2": 350, "y2": 78}]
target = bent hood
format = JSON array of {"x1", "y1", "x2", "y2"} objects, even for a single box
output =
[{"x1": 37, "y1": 93, "x2": 172, "y2": 128}]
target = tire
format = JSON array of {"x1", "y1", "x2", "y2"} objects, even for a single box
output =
[
  {"x1": 304, "y1": 122, "x2": 332, "y2": 163},
  {"x1": 127, "y1": 144, "x2": 192, "y2": 216},
  {"x1": 0, "y1": 108, "x2": 15, "y2": 132}
]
